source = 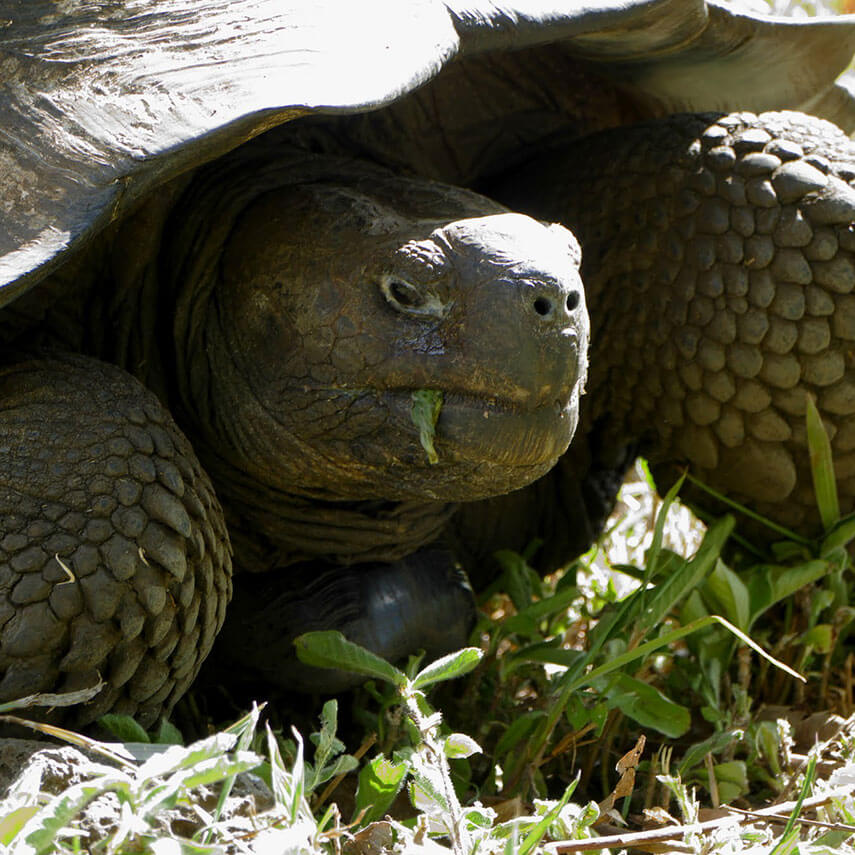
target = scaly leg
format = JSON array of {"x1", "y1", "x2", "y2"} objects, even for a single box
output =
[{"x1": 0, "y1": 354, "x2": 231, "y2": 727}]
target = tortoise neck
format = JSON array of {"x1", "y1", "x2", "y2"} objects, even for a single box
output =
[{"x1": 193, "y1": 439, "x2": 456, "y2": 572}]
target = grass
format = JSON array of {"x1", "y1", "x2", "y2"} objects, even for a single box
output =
[{"x1": 2, "y1": 443, "x2": 854, "y2": 853}]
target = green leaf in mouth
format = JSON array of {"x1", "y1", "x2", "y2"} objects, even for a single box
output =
[{"x1": 410, "y1": 388, "x2": 443, "y2": 465}]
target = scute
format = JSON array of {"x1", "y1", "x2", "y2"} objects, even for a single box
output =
[{"x1": 1, "y1": 0, "x2": 855, "y2": 298}]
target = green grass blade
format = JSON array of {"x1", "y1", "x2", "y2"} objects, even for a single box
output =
[
  {"x1": 686, "y1": 473, "x2": 811, "y2": 545},
  {"x1": 201, "y1": 704, "x2": 262, "y2": 845},
  {"x1": 565, "y1": 614, "x2": 804, "y2": 693},
  {"x1": 769, "y1": 753, "x2": 817, "y2": 855},
  {"x1": 642, "y1": 471, "x2": 686, "y2": 585},
  {"x1": 806, "y1": 393, "x2": 840, "y2": 530},
  {"x1": 636, "y1": 514, "x2": 734, "y2": 637},
  {"x1": 517, "y1": 776, "x2": 577, "y2": 855}
]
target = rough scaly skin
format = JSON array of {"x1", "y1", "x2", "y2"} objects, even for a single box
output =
[
  {"x1": 164, "y1": 151, "x2": 588, "y2": 564},
  {"x1": 492, "y1": 110, "x2": 855, "y2": 544},
  {"x1": 0, "y1": 355, "x2": 231, "y2": 727},
  {"x1": 0, "y1": 150, "x2": 588, "y2": 721}
]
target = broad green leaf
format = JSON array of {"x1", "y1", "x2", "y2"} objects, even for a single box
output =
[
  {"x1": 496, "y1": 711, "x2": 544, "y2": 756},
  {"x1": 319, "y1": 699, "x2": 338, "y2": 748},
  {"x1": 600, "y1": 674, "x2": 690, "y2": 738},
  {"x1": 495, "y1": 549, "x2": 535, "y2": 610},
  {"x1": 770, "y1": 559, "x2": 835, "y2": 603},
  {"x1": 159, "y1": 752, "x2": 262, "y2": 793},
  {"x1": 408, "y1": 765, "x2": 450, "y2": 815},
  {"x1": 410, "y1": 389, "x2": 443, "y2": 465},
  {"x1": 136, "y1": 734, "x2": 237, "y2": 781},
  {"x1": 309, "y1": 699, "x2": 347, "y2": 789},
  {"x1": 712, "y1": 760, "x2": 748, "y2": 802},
  {"x1": 755, "y1": 721, "x2": 782, "y2": 777},
  {"x1": 444, "y1": 732, "x2": 482, "y2": 759},
  {"x1": 499, "y1": 613, "x2": 539, "y2": 639},
  {"x1": 0, "y1": 805, "x2": 39, "y2": 845},
  {"x1": 99, "y1": 714, "x2": 150, "y2": 744},
  {"x1": 800, "y1": 624, "x2": 833, "y2": 653},
  {"x1": 678, "y1": 729, "x2": 744, "y2": 776},
  {"x1": 747, "y1": 560, "x2": 832, "y2": 627},
  {"x1": 294, "y1": 631, "x2": 407, "y2": 687},
  {"x1": 681, "y1": 589, "x2": 710, "y2": 624},
  {"x1": 317, "y1": 753, "x2": 358, "y2": 784},
  {"x1": 806, "y1": 393, "x2": 839, "y2": 530},
  {"x1": 703, "y1": 560, "x2": 750, "y2": 630},
  {"x1": 821, "y1": 512, "x2": 855, "y2": 555},
  {"x1": 412, "y1": 647, "x2": 482, "y2": 689},
  {"x1": 463, "y1": 804, "x2": 497, "y2": 831},
  {"x1": 152, "y1": 719, "x2": 184, "y2": 746},
  {"x1": 142, "y1": 753, "x2": 262, "y2": 816}
]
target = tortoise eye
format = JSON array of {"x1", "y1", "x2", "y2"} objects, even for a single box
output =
[
  {"x1": 387, "y1": 278, "x2": 425, "y2": 309},
  {"x1": 381, "y1": 276, "x2": 429, "y2": 313},
  {"x1": 380, "y1": 273, "x2": 450, "y2": 320}
]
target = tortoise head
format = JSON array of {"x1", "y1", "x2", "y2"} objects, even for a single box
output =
[{"x1": 170, "y1": 157, "x2": 587, "y2": 503}]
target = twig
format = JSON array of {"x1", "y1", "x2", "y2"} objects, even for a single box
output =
[
  {"x1": 726, "y1": 805, "x2": 855, "y2": 833},
  {"x1": 704, "y1": 752, "x2": 719, "y2": 809},
  {"x1": 546, "y1": 785, "x2": 855, "y2": 853}
]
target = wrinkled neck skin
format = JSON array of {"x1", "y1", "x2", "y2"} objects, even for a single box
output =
[{"x1": 129, "y1": 148, "x2": 588, "y2": 567}]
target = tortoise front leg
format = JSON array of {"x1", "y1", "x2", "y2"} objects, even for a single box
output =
[
  {"x1": 0, "y1": 354, "x2": 231, "y2": 727},
  {"x1": 489, "y1": 110, "x2": 855, "y2": 551},
  {"x1": 207, "y1": 546, "x2": 476, "y2": 695}
]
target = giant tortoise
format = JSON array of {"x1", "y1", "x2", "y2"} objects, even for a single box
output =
[{"x1": 1, "y1": 0, "x2": 855, "y2": 727}]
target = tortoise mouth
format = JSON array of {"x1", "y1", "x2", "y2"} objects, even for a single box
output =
[
  {"x1": 432, "y1": 390, "x2": 576, "y2": 464},
  {"x1": 367, "y1": 384, "x2": 578, "y2": 470},
  {"x1": 258, "y1": 382, "x2": 579, "y2": 502}
]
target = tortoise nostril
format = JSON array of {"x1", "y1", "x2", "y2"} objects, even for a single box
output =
[
  {"x1": 566, "y1": 291, "x2": 580, "y2": 312},
  {"x1": 533, "y1": 296, "x2": 553, "y2": 316}
]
